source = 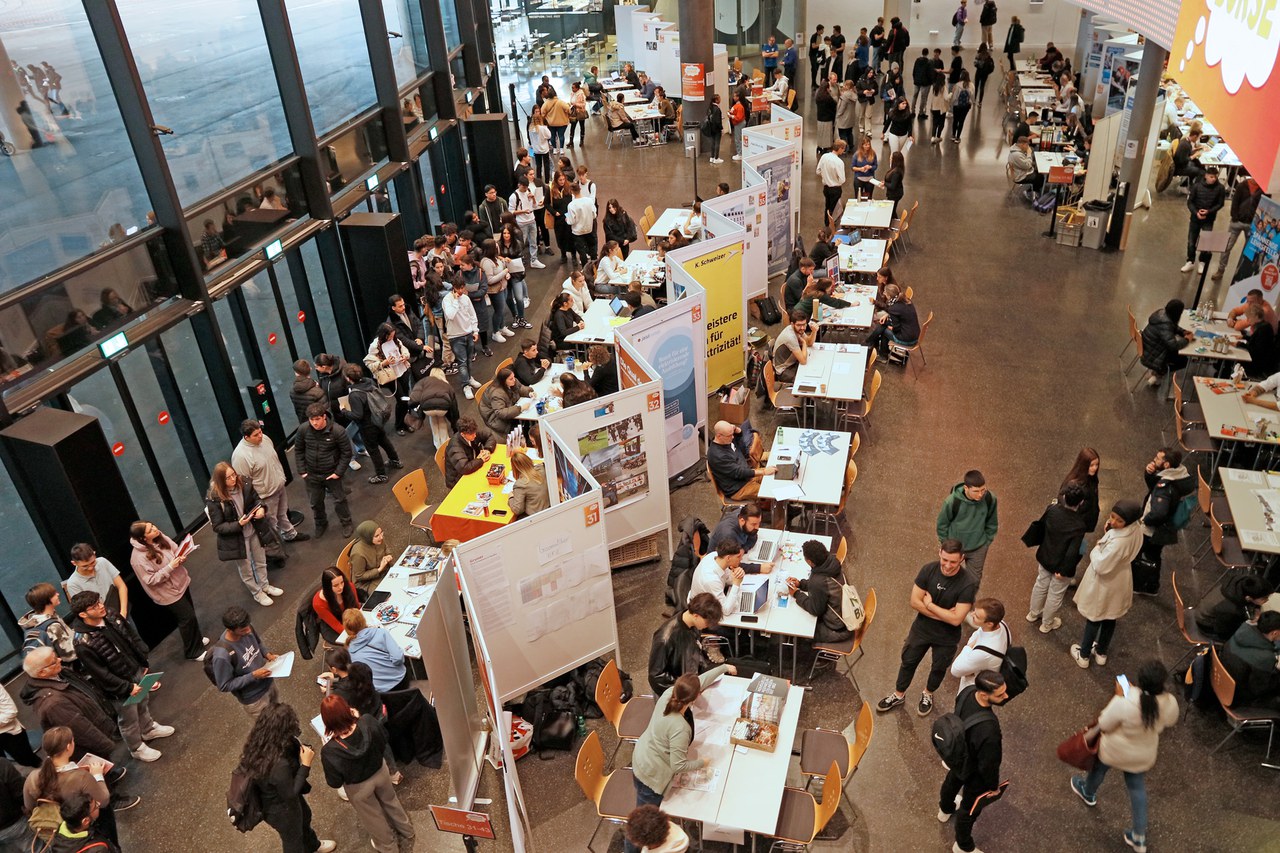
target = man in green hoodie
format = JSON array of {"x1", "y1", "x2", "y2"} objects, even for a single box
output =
[
  {"x1": 936, "y1": 470, "x2": 999, "y2": 582},
  {"x1": 1222, "y1": 612, "x2": 1280, "y2": 710}
]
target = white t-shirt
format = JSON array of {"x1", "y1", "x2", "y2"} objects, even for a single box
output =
[
  {"x1": 65, "y1": 557, "x2": 122, "y2": 606},
  {"x1": 950, "y1": 622, "x2": 1009, "y2": 692},
  {"x1": 688, "y1": 552, "x2": 740, "y2": 616}
]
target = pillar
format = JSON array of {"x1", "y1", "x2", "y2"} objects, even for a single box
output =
[
  {"x1": 0, "y1": 34, "x2": 29, "y2": 149},
  {"x1": 1118, "y1": 42, "x2": 1168, "y2": 219},
  {"x1": 678, "y1": 0, "x2": 716, "y2": 129}
]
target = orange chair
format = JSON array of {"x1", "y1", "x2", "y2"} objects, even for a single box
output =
[
  {"x1": 391, "y1": 468, "x2": 434, "y2": 540},
  {"x1": 798, "y1": 702, "x2": 874, "y2": 813},
  {"x1": 759, "y1": 761, "x2": 843, "y2": 850},
  {"x1": 808, "y1": 588, "x2": 877, "y2": 689},
  {"x1": 335, "y1": 538, "x2": 355, "y2": 583},
  {"x1": 434, "y1": 442, "x2": 449, "y2": 479},
  {"x1": 1209, "y1": 646, "x2": 1280, "y2": 768},
  {"x1": 593, "y1": 659, "x2": 655, "y2": 762},
  {"x1": 573, "y1": 730, "x2": 637, "y2": 851}
]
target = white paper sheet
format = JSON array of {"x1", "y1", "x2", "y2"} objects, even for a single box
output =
[
  {"x1": 1226, "y1": 468, "x2": 1264, "y2": 484},
  {"x1": 1240, "y1": 529, "x2": 1279, "y2": 548},
  {"x1": 769, "y1": 481, "x2": 805, "y2": 501},
  {"x1": 585, "y1": 543, "x2": 611, "y2": 577},
  {"x1": 560, "y1": 554, "x2": 586, "y2": 588},
  {"x1": 546, "y1": 598, "x2": 572, "y2": 630},
  {"x1": 525, "y1": 606, "x2": 548, "y2": 642},
  {"x1": 265, "y1": 651, "x2": 294, "y2": 678},
  {"x1": 464, "y1": 548, "x2": 517, "y2": 630},
  {"x1": 537, "y1": 532, "x2": 572, "y2": 565},
  {"x1": 590, "y1": 579, "x2": 613, "y2": 613}
]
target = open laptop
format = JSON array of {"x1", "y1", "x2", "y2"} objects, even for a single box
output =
[
  {"x1": 610, "y1": 296, "x2": 626, "y2": 315},
  {"x1": 752, "y1": 533, "x2": 779, "y2": 563},
  {"x1": 737, "y1": 578, "x2": 770, "y2": 614}
]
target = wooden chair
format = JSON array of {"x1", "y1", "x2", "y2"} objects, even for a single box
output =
[
  {"x1": 834, "y1": 535, "x2": 847, "y2": 565},
  {"x1": 798, "y1": 702, "x2": 873, "y2": 814},
  {"x1": 888, "y1": 312, "x2": 933, "y2": 379},
  {"x1": 1192, "y1": 468, "x2": 1232, "y2": 560},
  {"x1": 335, "y1": 538, "x2": 355, "y2": 582},
  {"x1": 763, "y1": 361, "x2": 800, "y2": 425},
  {"x1": 434, "y1": 441, "x2": 449, "y2": 479},
  {"x1": 848, "y1": 431, "x2": 860, "y2": 460},
  {"x1": 887, "y1": 230, "x2": 902, "y2": 261},
  {"x1": 1172, "y1": 373, "x2": 1205, "y2": 426},
  {"x1": 863, "y1": 347, "x2": 878, "y2": 380},
  {"x1": 573, "y1": 730, "x2": 637, "y2": 851},
  {"x1": 808, "y1": 588, "x2": 877, "y2": 688},
  {"x1": 494, "y1": 357, "x2": 514, "y2": 379},
  {"x1": 1119, "y1": 304, "x2": 1137, "y2": 362},
  {"x1": 1209, "y1": 646, "x2": 1280, "y2": 769},
  {"x1": 903, "y1": 285, "x2": 914, "y2": 303},
  {"x1": 474, "y1": 379, "x2": 494, "y2": 418},
  {"x1": 644, "y1": 204, "x2": 656, "y2": 223},
  {"x1": 904, "y1": 200, "x2": 919, "y2": 249},
  {"x1": 761, "y1": 761, "x2": 842, "y2": 851},
  {"x1": 1171, "y1": 572, "x2": 1217, "y2": 674},
  {"x1": 594, "y1": 659, "x2": 656, "y2": 763},
  {"x1": 786, "y1": 88, "x2": 797, "y2": 110},
  {"x1": 812, "y1": 459, "x2": 856, "y2": 537},
  {"x1": 838, "y1": 369, "x2": 881, "y2": 442},
  {"x1": 391, "y1": 469, "x2": 434, "y2": 540}
]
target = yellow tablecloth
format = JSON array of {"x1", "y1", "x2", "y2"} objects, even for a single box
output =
[{"x1": 431, "y1": 444, "x2": 515, "y2": 542}]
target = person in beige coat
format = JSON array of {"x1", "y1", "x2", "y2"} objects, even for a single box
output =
[
  {"x1": 541, "y1": 89, "x2": 571, "y2": 152},
  {"x1": 1071, "y1": 500, "x2": 1144, "y2": 669}
]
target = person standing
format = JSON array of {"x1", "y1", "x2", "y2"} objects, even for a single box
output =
[
  {"x1": 1181, "y1": 166, "x2": 1226, "y2": 274},
  {"x1": 911, "y1": 48, "x2": 934, "y2": 118},
  {"x1": 541, "y1": 87, "x2": 571, "y2": 153},
  {"x1": 1025, "y1": 483, "x2": 1089, "y2": 633},
  {"x1": 808, "y1": 25, "x2": 826, "y2": 88},
  {"x1": 128, "y1": 522, "x2": 208, "y2": 661},
  {"x1": 294, "y1": 402, "x2": 355, "y2": 540},
  {"x1": 817, "y1": 139, "x2": 847, "y2": 228},
  {"x1": 1003, "y1": 15, "x2": 1025, "y2": 69},
  {"x1": 510, "y1": 179, "x2": 545, "y2": 271},
  {"x1": 363, "y1": 323, "x2": 412, "y2": 434},
  {"x1": 885, "y1": 17, "x2": 911, "y2": 72},
  {"x1": 0, "y1": 684, "x2": 37, "y2": 770},
  {"x1": 929, "y1": 73, "x2": 951, "y2": 144},
  {"x1": 19, "y1": 648, "x2": 129, "y2": 776},
  {"x1": 949, "y1": 598, "x2": 1009, "y2": 694},
  {"x1": 1060, "y1": 448, "x2": 1102, "y2": 535},
  {"x1": 885, "y1": 96, "x2": 915, "y2": 155},
  {"x1": 1132, "y1": 448, "x2": 1194, "y2": 595},
  {"x1": 343, "y1": 365, "x2": 403, "y2": 486},
  {"x1": 979, "y1": 0, "x2": 998, "y2": 50},
  {"x1": 828, "y1": 25, "x2": 846, "y2": 79},
  {"x1": 1071, "y1": 500, "x2": 1145, "y2": 669},
  {"x1": 1213, "y1": 173, "x2": 1262, "y2": 281},
  {"x1": 289, "y1": 360, "x2": 328, "y2": 424},
  {"x1": 761, "y1": 35, "x2": 779, "y2": 86},
  {"x1": 729, "y1": 90, "x2": 747, "y2": 161},
  {"x1": 876, "y1": 540, "x2": 978, "y2": 716},
  {"x1": 1069, "y1": 661, "x2": 1179, "y2": 853},
  {"x1": 206, "y1": 462, "x2": 284, "y2": 607},
  {"x1": 442, "y1": 277, "x2": 482, "y2": 399},
  {"x1": 850, "y1": 136, "x2": 878, "y2": 200},
  {"x1": 320, "y1": 695, "x2": 415, "y2": 853},
  {"x1": 241, "y1": 703, "x2": 337, "y2": 853},
  {"x1": 210, "y1": 606, "x2": 280, "y2": 719},
  {"x1": 835, "y1": 80, "x2": 857, "y2": 150},
  {"x1": 884, "y1": 150, "x2": 906, "y2": 219},
  {"x1": 782, "y1": 38, "x2": 799, "y2": 91},
  {"x1": 973, "y1": 45, "x2": 995, "y2": 104},
  {"x1": 814, "y1": 78, "x2": 836, "y2": 157},
  {"x1": 950, "y1": 70, "x2": 974, "y2": 141},
  {"x1": 936, "y1": 470, "x2": 999, "y2": 582},
  {"x1": 232, "y1": 420, "x2": 308, "y2": 545},
  {"x1": 952, "y1": 0, "x2": 970, "y2": 46},
  {"x1": 936, "y1": 671, "x2": 1008, "y2": 853},
  {"x1": 566, "y1": 181, "x2": 598, "y2": 266},
  {"x1": 23, "y1": 729, "x2": 122, "y2": 843},
  {"x1": 702, "y1": 94, "x2": 725, "y2": 164}
]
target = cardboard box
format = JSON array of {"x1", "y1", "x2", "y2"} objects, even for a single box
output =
[
  {"x1": 718, "y1": 386, "x2": 752, "y2": 424},
  {"x1": 729, "y1": 674, "x2": 789, "y2": 752}
]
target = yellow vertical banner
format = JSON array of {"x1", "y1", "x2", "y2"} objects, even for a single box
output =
[{"x1": 683, "y1": 240, "x2": 746, "y2": 389}]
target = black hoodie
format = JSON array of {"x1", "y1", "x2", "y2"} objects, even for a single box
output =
[
  {"x1": 321, "y1": 714, "x2": 387, "y2": 789},
  {"x1": 795, "y1": 555, "x2": 855, "y2": 643}
]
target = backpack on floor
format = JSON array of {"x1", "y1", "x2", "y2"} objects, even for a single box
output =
[
  {"x1": 525, "y1": 689, "x2": 577, "y2": 756},
  {"x1": 974, "y1": 623, "x2": 1029, "y2": 701},
  {"x1": 931, "y1": 706, "x2": 995, "y2": 778},
  {"x1": 753, "y1": 295, "x2": 781, "y2": 326},
  {"x1": 1033, "y1": 192, "x2": 1057, "y2": 213},
  {"x1": 226, "y1": 764, "x2": 265, "y2": 832}
]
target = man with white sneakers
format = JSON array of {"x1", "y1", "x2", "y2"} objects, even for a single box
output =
[
  {"x1": 1181, "y1": 166, "x2": 1226, "y2": 275},
  {"x1": 443, "y1": 277, "x2": 482, "y2": 399}
]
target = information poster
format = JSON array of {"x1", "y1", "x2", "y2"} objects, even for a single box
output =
[
  {"x1": 703, "y1": 185, "x2": 769, "y2": 298},
  {"x1": 672, "y1": 239, "x2": 746, "y2": 389},
  {"x1": 1226, "y1": 195, "x2": 1280, "y2": 308},
  {"x1": 577, "y1": 414, "x2": 649, "y2": 509},
  {"x1": 746, "y1": 148, "x2": 797, "y2": 277}
]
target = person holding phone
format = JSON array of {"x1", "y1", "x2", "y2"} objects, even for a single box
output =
[
  {"x1": 241, "y1": 703, "x2": 337, "y2": 853},
  {"x1": 1069, "y1": 661, "x2": 1178, "y2": 853},
  {"x1": 206, "y1": 462, "x2": 284, "y2": 608}
]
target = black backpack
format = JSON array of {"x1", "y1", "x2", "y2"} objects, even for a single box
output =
[
  {"x1": 753, "y1": 295, "x2": 782, "y2": 326},
  {"x1": 525, "y1": 688, "x2": 577, "y2": 756},
  {"x1": 357, "y1": 386, "x2": 394, "y2": 427},
  {"x1": 931, "y1": 706, "x2": 995, "y2": 779},
  {"x1": 974, "y1": 624, "x2": 1029, "y2": 701},
  {"x1": 226, "y1": 765, "x2": 265, "y2": 832}
]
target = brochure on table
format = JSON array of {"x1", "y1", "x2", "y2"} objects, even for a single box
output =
[
  {"x1": 703, "y1": 184, "x2": 769, "y2": 298},
  {"x1": 668, "y1": 228, "x2": 747, "y2": 389}
]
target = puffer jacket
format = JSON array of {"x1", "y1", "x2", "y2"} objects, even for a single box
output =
[
  {"x1": 408, "y1": 374, "x2": 456, "y2": 413},
  {"x1": 1139, "y1": 309, "x2": 1190, "y2": 374},
  {"x1": 316, "y1": 361, "x2": 354, "y2": 425},
  {"x1": 479, "y1": 381, "x2": 531, "y2": 435},
  {"x1": 666, "y1": 516, "x2": 710, "y2": 608},
  {"x1": 290, "y1": 375, "x2": 327, "y2": 422},
  {"x1": 205, "y1": 480, "x2": 280, "y2": 562},
  {"x1": 294, "y1": 419, "x2": 354, "y2": 478},
  {"x1": 1186, "y1": 177, "x2": 1226, "y2": 220},
  {"x1": 794, "y1": 554, "x2": 855, "y2": 643},
  {"x1": 1034, "y1": 501, "x2": 1088, "y2": 577},
  {"x1": 70, "y1": 612, "x2": 149, "y2": 700},
  {"x1": 1141, "y1": 465, "x2": 1195, "y2": 547}
]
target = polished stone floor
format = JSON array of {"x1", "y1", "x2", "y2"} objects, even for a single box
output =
[{"x1": 14, "y1": 65, "x2": 1279, "y2": 853}]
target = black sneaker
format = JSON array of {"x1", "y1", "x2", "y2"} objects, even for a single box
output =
[
  {"x1": 917, "y1": 693, "x2": 935, "y2": 716},
  {"x1": 876, "y1": 693, "x2": 905, "y2": 713},
  {"x1": 387, "y1": 459, "x2": 404, "y2": 469},
  {"x1": 112, "y1": 795, "x2": 142, "y2": 813},
  {"x1": 286, "y1": 532, "x2": 311, "y2": 542},
  {"x1": 314, "y1": 524, "x2": 328, "y2": 539},
  {"x1": 481, "y1": 348, "x2": 493, "y2": 357}
]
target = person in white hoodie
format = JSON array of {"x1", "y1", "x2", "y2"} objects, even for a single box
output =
[
  {"x1": 624, "y1": 804, "x2": 690, "y2": 853},
  {"x1": 1071, "y1": 500, "x2": 1145, "y2": 669},
  {"x1": 442, "y1": 278, "x2": 481, "y2": 398},
  {"x1": 1069, "y1": 660, "x2": 1179, "y2": 853},
  {"x1": 949, "y1": 597, "x2": 1009, "y2": 694}
]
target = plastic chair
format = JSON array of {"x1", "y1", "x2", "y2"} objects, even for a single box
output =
[
  {"x1": 434, "y1": 441, "x2": 449, "y2": 479},
  {"x1": 798, "y1": 702, "x2": 874, "y2": 814},
  {"x1": 594, "y1": 659, "x2": 656, "y2": 763},
  {"x1": 760, "y1": 761, "x2": 842, "y2": 850},
  {"x1": 808, "y1": 588, "x2": 877, "y2": 688},
  {"x1": 573, "y1": 730, "x2": 637, "y2": 851},
  {"x1": 1172, "y1": 373, "x2": 1205, "y2": 426},
  {"x1": 837, "y1": 369, "x2": 881, "y2": 442},
  {"x1": 888, "y1": 312, "x2": 933, "y2": 380},
  {"x1": 903, "y1": 285, "x2": 914, "y2": 303},
  {"x1": 1203, "y1": 504, "x2": 1254, "y2": 588},
  {"x1": 1119, "y1": 304, "x2": 1137, "y2": 363},
  {"x1": 812, "y1": 459, "x2": 856, "y2": 537},
  {"x1": 1174, "y1": 409, "x2": 1217, "y2": 478},
  {"x1": 1192, "y1": 468, "x2": 1232, "y2": 560},
  {"x1": 494, "y1": 357, "x2": 514, "y2": 379},
  {"x1": 1209, "y1": 646, "x2": 1280, "y2": 769},
  {"x1": 847, "y1": 431, "x2": 860, "y2": 460},
  {"x1": 391, "y1": 469, "x2": 434, "y2": 539}
]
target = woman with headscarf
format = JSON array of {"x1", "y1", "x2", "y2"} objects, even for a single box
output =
[{"x1": 348, "y1": 522, "x2": 393, "y2": 598}]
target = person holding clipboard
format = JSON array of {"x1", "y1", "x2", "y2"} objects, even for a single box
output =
[{"x1": 68, "y1": 590, "x2": 175, "y2": 763}]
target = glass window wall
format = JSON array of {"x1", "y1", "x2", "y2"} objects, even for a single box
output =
[
  {"x1": 183, "y1": 162, "x2": 305, "y2": 278},
  {"x1": 441, "y1": 1, "x2": 463, "y2": 51},
  {"x1": 300, "y1": 239, "x2": 343, "y2": 356},
  {"x1": 284, "y1": 0, "x2": 379, "y2": 135},
  {"x1": 383, "y1": 0, "x2": 432, "y2": 88},
  {"x1": 0, "y1": 463, "x2": 53, "y2": 659},
  {"x1": 321, "y1": 116, "x2": 389, "y2": 195},
  {"x1": 158, "y1": 320, "x2": 236, "y2": 474}
]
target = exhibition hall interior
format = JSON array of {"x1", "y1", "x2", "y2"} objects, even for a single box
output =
[{"x1": 1, "y1": 0, "x2": 1278, "y2": 851}]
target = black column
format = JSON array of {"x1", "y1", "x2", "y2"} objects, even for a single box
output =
[
  {"x1": 339, "y1": 214, "x2": 412, "y2": 343},
  {"x1": 359, "y1": 0, "x2": 412, "y2": 165}
]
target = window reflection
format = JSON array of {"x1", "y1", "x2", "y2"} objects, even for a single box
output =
[
  {"x1": 383, "y1": 0, "x2": 432, "y2": 87},
  {"x1": 321, "y1": 116, "x2": 388, "y2": 194},
  {"x1": 184, "y1": 164, "x2": 304, "y2": 275},
  {"x1": 441, "y1": 0, "x2": 462, "y2": 50},
  {"x1": 284, "y1": 0, "x2": 379, "y2": 135}
]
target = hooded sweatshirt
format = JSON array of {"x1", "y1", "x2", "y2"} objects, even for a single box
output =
[
  {"x1": 129, "y1": 533, "x2": 191, "y2": 605},
  {"x1": 348, "y1": 627, "x2": 407, "y2": 693},
  {"x1": 321, "y1": 713, "x2": 387, "y2": 789},
  {"x1": 18, "y1": 611, "x2": 77, "y2": 662},
  {"x1": 936, "y1": 483, "x2": 999, "y2": 551},
  {"x1": 794, "y1": 554, "x2": 855, "y2": 643},
  {"x1": 1196, "y1": 574, "x2": 1266, "y2": 639},
  {"x1": 349, "y1": 521, "x2": 390, "y2": 595}
]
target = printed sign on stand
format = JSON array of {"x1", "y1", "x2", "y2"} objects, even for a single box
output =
[
  {"x1": 681, "y1": 63, "x2": 705, "y2": 101},
  {"x1": 429, "y1": 805, "x2": 496, "y2": 839}
]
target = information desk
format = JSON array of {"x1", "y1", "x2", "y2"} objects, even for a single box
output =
[
  {"x1": 620, "y1": 249, "x2": 665, "y2": 289},
  {"x1": 351, "y1": 544, "x2": 448, "y2": 660},
  {"x1": 565, "y1": 298, "x2": 629, "y2": 349},
  {"x1": 838, "y1": 198, "x2": 895, "y2": 231},
  {"x1": 1220, "y1": 468, "x2": 1280, "y2": 555},
  {"x1": 647, "y1": 207, "x2": 695, "y2": 239},
  {"x1": 430, "y1": 444, "x2": 517, "y2": 542},
  {"x1": 660, "y1": 674, "x2": 805, "y2": 837},
  {"x1": 816, "y1": 283, "x2": 878, "y2": 329},
  {"x1": 760, "y1": 426, "x2": 850, "y2": 510},
  {"x1": 517, "y1": 364, "x2": 588, "y2": 422},
  {"x1": 1016, "y1": 70, "x2": 1054, "y2": 90},
  {"x1": 1194, "y1": 377, "x2": 1279, "y2": 469},
  {"x1": 836, "y1": 239, "x2": 889, "y2": 279},
  {"x1": 790, "y1": 343, "x2": 870, "y2": 429},
  {"x1": 601, "y1": 78, "x2": 635, "y2": 93},
  {"x1": 1185, "y1": 314, "x2": 1251, "y2": 369}
]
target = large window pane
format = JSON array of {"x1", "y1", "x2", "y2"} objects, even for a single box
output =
[
  {"x1": 441, "y1": 1, "x2": 462, "y2": 50},
  {"x1": 158, "y1": 321, "x2": 234, "y2": 474},
  {"x1": 212, "y1": 297, "x2": 256, "y2": 416},
  {"x1": 238, "y1": 274, "x2": 300, "y2": 433},
  {"x1": 269, "y1": 262, "x2": 309, "y2": 358},
  {"x1": 0, "y1": 3, "x2": 152, "y2": 290},
  {"x1": 383, "y1": 0, "x2": 431, "y2": 89},
  {"x1": 285, "y1": 0, "x2": 379, "y2": 134},
  {"x1": 0, "y1": 463, "x2": 52, "y2": 660},
  {"x1": 300, "y1": 240, "x2": 343, "y2": 356},
  {"x1": 117, "y1": 0, "x2": 293, "y2": 207}
]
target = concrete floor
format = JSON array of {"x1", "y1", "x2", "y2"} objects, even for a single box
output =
[{"x1": 13, "y1": 69, "x2": 1280, "y2": 853}]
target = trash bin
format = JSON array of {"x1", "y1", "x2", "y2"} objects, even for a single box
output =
[{"x1": 1082, "y1": 200, "x2": 1110, "y2": 250}]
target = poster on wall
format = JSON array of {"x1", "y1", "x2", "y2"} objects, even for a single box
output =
[
  {"x1": 681, "y1": 63, "x2": 705, "y2": 101},
  {"x1": 1225, "y1": 195, "x2": 1280, "y2": 309},
  {"x1": 551, "y1": 439, "x2": 591, "y2": 502},
  {"x1": 1107, "y1": 55, "x2": 1139, "y2": 115},
  {"x1": 703, "y1": 185, "x2": 769, "y2": 298},
  {"x1": 670, "y1": 237, "x2": 746, "y2": 389},
  {"x1": 745, "y1": 148, "x2": 797, "y2": 277},
  {"x1": 577, "y1": 414, "x2": 649, "y2": 510}
]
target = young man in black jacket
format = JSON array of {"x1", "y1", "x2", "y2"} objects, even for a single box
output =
[
  {"x1": 293, "y1": 402, "x2": 354, "y2": 538},
  {"x1": 911, "y1": 48, "x2": 934, "y2": 117},
  {"x1": 50, "y1": 792, "x2": 120, "y2": 853},
  {"x1": 647, "y1": 593, "x2": 723, "y2": 694},
  {"x1": 1181, "y1": 166, "x2": 1227, "y2": 274},
  {"x1": 1134, "y1": 447, "x2": 1195, "y2": 594},
  {"x1": 938, "y1": 671, "x2": 1008, "y2": 853},
  {"x1": 444, "y1": 417, "x2": 497, "y2": 489},
  {"x1": 1215, "y1": 174, "x2": 1264, "y2": 281},
  {"x1": 69, "y1": 592, "x2": 174, "y2": 763},
  {"x1": 342, "y1": 364, "x2": 402, "y2": 485}
]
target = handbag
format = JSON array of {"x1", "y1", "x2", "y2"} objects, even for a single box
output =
[
  {"x1": 1056, "y1": 723, "x2": 1099, "y2": 771},
  {"x1": 1020, "y1": 516, "x2": 1045, "y2": 547},
  {"x1": 544, "y1": 209, "x2": 555, "y2": 230}
]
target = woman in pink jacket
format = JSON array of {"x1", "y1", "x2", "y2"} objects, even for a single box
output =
[{"x1": 129, "y1": 521, "x2": 208, "y2": 660}]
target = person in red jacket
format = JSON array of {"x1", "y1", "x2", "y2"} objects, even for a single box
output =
[{"x1": 311, "y1": 568, "x2": 361, "y2": 649}]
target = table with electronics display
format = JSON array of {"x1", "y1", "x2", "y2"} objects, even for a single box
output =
[
  {"x1": 565, "y1": 297, "x2": 630, "y2": 351},
  {"x1": 788, "y1": 343, "x2": 870, "y2": 429},
  {"x1": 430, "y1": 444, "x2": 518, "y2": 542},
  {"x1": 660, "y1": 672, "x2": 805, "y2": 840}
]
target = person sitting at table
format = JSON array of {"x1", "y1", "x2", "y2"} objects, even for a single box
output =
[
  {"x1": 479, "y1": 367, "x2": 534, "y2": 436},
  {"x1": 443, "y1": 416, "x2": 496, "y2": 489},
  {"x1": 1007, "y1": 136, "x2": 1042, "y2": 199},
  {"x1": 1221, "y1": 612, "x2": 1280, "y2": 710},
  {"x1": 809, "y1": 228, "x2": 837, "y2": 270},
  {"x1": 865, "y1": 283, "x2": 920, "y2": 355},
  {"x1": 550, "y1": 293, "x2": 585, "y2": 352},
  {"x1": 711, "y1": 503, "x2": 775, "y2": 574},
  {"x1": 1228, "y1": 289, "x2": 1279, "y2": 334},
  {"x1": 1171, "y1": 129, "x2": 1208, "y2": 184},
  {"x1": 689, "y1": 538, "x2": 747, "y2": 617},
  {"x1": 647, "y1": 591, "x2": 725, "y2": 694},
  {"x1": 624, "y1": 805, "x2": 690, "y2": 853},
  {"x1": 795, "y1": 277, "x2": 850, "y2": 321},
  {"x1": 1037, "y1": 42, "x2": 1063, "y2": 72},
  {"x1": 765, "y1": 71, "x2": 789, "y2": 101},
  {"x1": 605, "y1": 94, "x2": 640, "y2": 142},
  {"x1": 587, "y1": 345, "x2": 619, "y2": 398},
  {"x1": 348, "y1": 521, "x2": 393, "y2": 598},
  {"x1": 514, "y1": 338, "x2": 549, "y2": 387},
  {"x1": 594, "y1": 241, "x2": 629, "y2": 295},
  {"x1": 666, "y1": 229, "x2": 689, "y2": 251},
  {"x1": 562, "y1": 376, "x2": 598, "y2": 408},
  {"x1": 1195, "y1": 574, "x2": 1272, "y2": 641},
  {"x1": 654, "y1": 86, "x2": 676, "y2": 137},
  {"x1": 1011, "y1": 110, "x2": 1039, "y2": 146},
  {"x1": 628, "y1": 663, "x2": 732, "y2": 838},
  {"x1": 341, "y1": 609, "x2": 409, "y2": 694},
  {"x1": 788, "y1": 540, "x2": 856, "y2": 645},
  {"x1": 784, "y1": 257, "x2": 816, "y2": 312},
  {"x1": 312, "y1": 567, "x2": 361, "y2": 649},
  {"x1": 682, "y1": 202, "x2": 704, "y2": 239},
  {"x1": 1138, "y1": 299, "x2": 1194, "y2": 387},
  {"x1": 772, "y1": 310, "x2": 816, "y2": 384},
  {"x1": 1242, "y1": 305, "x2": 1280, "y2": 379},
  {"x1": 623, "y1": 63, "x2": 640, "y2": 89},
  {"x1": 508, "y1": 450, "x2": 550, "y2": 520},
  {"x1": 637, "y1": 72, "x2": 657, "y2": 103},
  {"x1": 560, "y1": 271, "x2": 593, "y2": 314},
  {"x1": 707, "y1": 420, "x2": 774, "y2": 501},
  {"x1": 628, "y1": 281, "x2": 658, "y2": 312}
]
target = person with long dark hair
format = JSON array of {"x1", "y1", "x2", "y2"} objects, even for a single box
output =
[
  {"x1": 1070, "y1": 661, "x2": 1178, "y2": 853},
  {"x1": 321, "y1": 652, "x2": 401, "y2": 783},
  {"x1": 240, "y1": 703, "x2": 336, "y2": 853},
  {"x1": 950, "y1": 68, "x2": 974, "y2": 141},
  {"x1": 602, "y1": 199, "x2": 639, "y2": 259},
  {"x1": 320, "y1": 695, "x2": 415, "y2": 852},
  {"x1": 1061, "y1": 448, "x2": 1102, "y2": 533},
  {"x1": 205, "y1": 462, "x2": 282, "y2": 607},
  {"x1": 23, "y1": 727, "x2": 124, "y2": 842},
  {"x1": 362, "y1": 322, "x2": 412, "y2": 436},
  {"x1": 311, "y1": 568, "x2": 360, "y2": 649}
]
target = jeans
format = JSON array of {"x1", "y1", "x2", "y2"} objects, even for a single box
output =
[
  {"x1": 304, "y1": 475, "x2": 351, "y2": 531},
  {"x1": 939, "y1": 770, "x2": 983, "y2": 852},
  {"x1": 490, "y1": 289, "x2": 507, "y2": 334},
  {"x1": 708, "y1": 130, "x2": 722, "y2": 159},
  {"x1": 1080, "y1": 618, "x2": 1117, "y2": 657},
  {"x1": 624, "y1": 777, "x2": 665, "y2": 853},
  {"x1": 912, "y1": 84, "x2": 930, "y2": 115},
  {"x1": 471, "y1": 298, "x2": 492, "y2": 347},
  {"x1": 732, "y1": 122, "x2": 743, "y2": 154},
  {"x1": 0, "y1": 816, "x2": 33, "y2": 853},
  {"x1": 974, "y1": 74, "x2": 989, "y2": 103},
  {"x1": 242, "y1": 681, "x2": 279, "y2": 719},
  {"x1": 259, "y1": 487, "x2": 297, "y2": 539},
  {"x1": 519, "y1": 221, "x2": 538, "y2": 265},
  {"x1": 1187, "y1": 215, "x2": 1217, "y2": 263},
  {"x1": 115, "y1": 688, "x2": 157, "y2": 752},
  {"x1": 232, "y1": 534, "x2": 269, "y2": 595},
  {"x1": 895, "y1": 629, "x2": 958, "y2": 693},
  {"x1": 507, "y1": 278, "x2": 527, "y2": 319},
  {"x1": 963, "y1": 542, "x2": 990, "y2": 581},
  {"x1": 450, "y1": 335, "x2": 475, "y2": 386},
  {"x1": 569, "y1": 118, "x2": 585, "y2": 144},
  {"x1": 574, "y1": 232, "x2": 596, "y2": 263},
  {"x1": 264, "y1": 795, "x2": 323, "y2": 853},
  {"x1": 1083, "y1": 761, "x2": 1147, "y2": 840},
  {"x1": 1217, "y1": 220, "x2": 1251, "y2": 275},
  {"x1": 953, "y1": 22, "x2": 966, "y2": 45},
  {"x1": 345, "y1": 420, "x2": 367, "y2": 454},
  {"x1": 549, "y1": 124, "x2": 566, "y2": 149},
  {"x1": 1028, "y1": 564, "x2": 1071, "y2": 622}
]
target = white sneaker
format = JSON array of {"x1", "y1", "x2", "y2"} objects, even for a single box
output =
[
  {"x1": 253, "y1": 591, "x2": 274, "y2": 606},
  {"x1": 193, "y1": 651, "x2": 206, "y2": 662},
  {"x1": 491, "y1": 331, "x2": 507, "y2": 343},
  {"x1": 1146, "y1": 372, "x2": 1160, "y2": 386},
  {"x1": 469, "y1": 378, "x2": 482, "y2": 389},
  {"x1": 1197, "y1": 262, "x2": 1206, "y2": 274},
  {"x1": 131, "y1": 744, "x2": 162, "y2": 762},
  {"x1": 348, "y1": 459, "x2": 362, "y2": 471},
  {"x1": 1025, "y1": 612, "x2": 1040, "y2": 623},
  {"x1": 264, "y1": 585, "x2": 284, "y2": 597},
  {"x1": 1070, "y1": 644, "x2": 1091, "y2": 668},
  {"x1": 732, "y1": 154, "x2": 742, "y2": 161},
  {"x1": 1180, "y1": 260, "x2": 1196, "y2": 272},
  {"x1": 142, "y1": 724, "x2": 175, "y2": 741},
  {"x1": 530, "y1": 260, "x2": 545, "y2": 269},
  {"x1": 954, "y1": 843, "x2": 984, "y2": 853},
  {"x1": 1093, "y1": 652, "x2": 1109, "y2": 665},
  {"x1": 317, "y1": 843, "x2": 337, "y2": 853},
  {"x1": 1039, "y1": 616, "x2": 1062, "y2": 633},
  {"x1": 463, "y1": 386, "x2": 474, "y2": 399},
  {"x1": 337, "y1": 787, "x2": 349, "y2": 802}
]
